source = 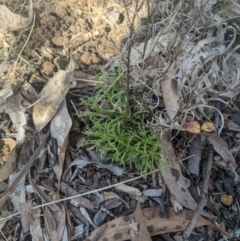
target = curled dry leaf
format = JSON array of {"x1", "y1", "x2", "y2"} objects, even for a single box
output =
[
  {"x1": 33, "y1": 57, "x2": 74, "y2": 132},
  {"x1": 207, "y1": 135, "x2": 236, "y2": 167},
  {"x1": 0, "y1": 138, "x2": 17, "y2": 182},
  {"x1": 85, "y1": 206, "x2": 229, "y2": 241},
  {"x1": 20, "y1": 202, "x2": 32, "y2": 233},
  {"x1": 201, "y1": 122, "x2": 215, "y2": 132},
  {"x1": 182, "y1": 121, "x2": 201, "y2": 134},
  {"x1": 161, "y1": 70, "x2": 182, "y2": 121},
  {"x1": 0, "y1": 0, "x2": 33, "y2": 32}
]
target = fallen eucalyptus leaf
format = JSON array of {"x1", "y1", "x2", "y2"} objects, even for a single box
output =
[
  {"x1": 33, "y1": 56, "x2": 74, "y2": 132},
  {"x1": 50, "y1": 99, "x2": 72, "y2": 184},
  {"x1": 207, "y1": 135, "x2": 236, "y2": 167},
  {"x1": 0, "y1": 138, "x2": 17, "y2": 182},
  {"x1": 85, "y1": 206, "x2": 229, "y2": 240},
  {"x1": 0, "y1": 0, "x2": 33, "y2": 32},
  {"x1": 50, "y1": 100, "x2": 72, "y2": 154},
  {"x1": 161, "y1": 72, "x2": 182, "y2": 121}
]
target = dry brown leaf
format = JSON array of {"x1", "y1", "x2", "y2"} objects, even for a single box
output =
[
  {"x1": 207, "y1": 135, "x2": 236, "y2": 167},
  {"x1": 85, "y1": 206, "x2": 229, "y2": 241},
  {"x1": 57, "y1": 181, "x2": 94, "y2": 210},
  {"x1": 20, "y1": 202, "x2": 32, "y2": 233},
  {"x1": 131, "y1": 202, "x2": 152, "y2": 241},
  {"x1": 160, "y1": 130, "x2": 213, "y2": 218},
  {"x1": 201, "y1": 122, "x2": 215, "y2": 132},
  {"x1": 182, "y1": 121, "x2": 201, "y2": 134},
  {"x1": 50, "y1": 100, "x2": 72, "y2": 185},
  {"x1": 161, "y1": 68, "x2": 182, "y2": 120},
  {"x1": 0, "y1": 0, "x2": 33, "y2": 32},
  {"x1": 0, "y1": 138, "x2": 17, "y2": 182},
  {"x1": 33, "y1": 57, "x2": 74, "y2": 132},
  {"x1": 44, "y1": 203, "x2": 65, "y2": 241}
]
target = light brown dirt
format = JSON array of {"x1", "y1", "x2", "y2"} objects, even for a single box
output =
[{"x1": 0, "y1": 0, "x2": 151, "y2": 89}]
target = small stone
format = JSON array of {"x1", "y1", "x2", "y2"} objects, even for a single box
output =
[
  {"x1": 220, "y1": 194, "x2": 233, "y2": 206},
  {"x1": 107, "y1": 11, "x2": 120, "y2": 24}
]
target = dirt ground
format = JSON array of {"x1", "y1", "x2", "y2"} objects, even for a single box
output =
[
  {"x1": 1, "y1": 0, "x2": 240, "y2": 240},
  {"x1": 0, "y1": 0, "x2": 151, "y2": 88}
]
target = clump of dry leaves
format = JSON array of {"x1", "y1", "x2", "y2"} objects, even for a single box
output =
[{"x1": 0, "y1": 0, "x2": 240, "y2": 240}]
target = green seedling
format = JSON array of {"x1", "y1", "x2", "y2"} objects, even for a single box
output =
[{"x1": 80, "y1": 67, "x2": 167, "y2": 177}]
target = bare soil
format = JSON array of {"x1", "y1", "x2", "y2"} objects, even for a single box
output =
[{"x1": 0, "y1": 0, "x2": 150, "y2": 88}]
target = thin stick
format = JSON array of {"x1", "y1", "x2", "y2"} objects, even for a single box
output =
[{"x1": 0, "y1": 229, "x2": 7, "y2": 241}]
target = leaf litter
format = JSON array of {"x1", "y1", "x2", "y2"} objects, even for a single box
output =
[{"x1": 1, "y1": 0, "x2": 240, "y2": 240}]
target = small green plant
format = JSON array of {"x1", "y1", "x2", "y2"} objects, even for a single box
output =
[{"x1": 80, "y1": 67, "x2": 166, "y2": 177}]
